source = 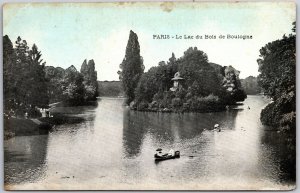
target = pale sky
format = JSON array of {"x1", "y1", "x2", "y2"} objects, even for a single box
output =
[{"x1": 3, "y1": 2, "x2": 295, "y2": 80}]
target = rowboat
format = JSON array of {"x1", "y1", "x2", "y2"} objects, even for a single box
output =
[{"x1": 154, "y1": 149, "x2": 180, "y2": 161}]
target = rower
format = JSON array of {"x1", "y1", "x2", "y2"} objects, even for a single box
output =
[
  {"x1": 156, "y1": 148, "x2": 163, "y2": 156},
  {"x1": 168, "y1": 149, "x2": 175, "y2": 156}
]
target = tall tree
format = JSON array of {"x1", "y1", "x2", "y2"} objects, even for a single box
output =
[
  {"x1": 118, "y1": 30, "x2": 144, "y2": 104},
  {"x1": 45, "y1": 66, "x2": 65, "y2": 103},
  {"x1": 80, "y1": 59, "x2": 99, "y2": 101},
  {"x1": 14, "y1": 36, "x2": 31, "y2": 106},
  {"x1": 3, "y1": 36, "x2": 49, "y2": 115},
  {"x1": 63, "y1": 65, "x2": 85, "y2": 105},
  {"x1": 3, "y1": 35, "x2": 15, "y2": 106},
  {"x1": 27, "y1": 44, "x2": 49, "y2": 107},
  {"x1": 178, "y1": 47, "x2": 223, "y2": 97}
]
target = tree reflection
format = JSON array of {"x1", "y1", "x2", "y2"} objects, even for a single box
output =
[
  {"x1": 4, "y1": 135, "x2": 49, "y2": 185},
  {"x1": 122, "y1": 109, "x2": 239, "y2": 157},
  {"x1": 260, "y1": 130, "x2": 296, "y2": 182},
  {"x1": 122, "y1": 109, "x2": 149, "y2": 157}
]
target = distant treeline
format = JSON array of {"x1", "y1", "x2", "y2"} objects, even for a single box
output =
[
  {"x1": 240, "y1": 76, "x2": 261, "y2": 95},
  {"x1": 3, "y1": 35, "x2": 98, "y2": 118},
  {"x1": 45, "y1": 59, "x2": 99, "y2": 105},
  {"x1": 97, "y1": 81, "x2": 123, "y2": 97},
  {"x1": 118, "y1": 30, "x2": 247, "y2": 112}
]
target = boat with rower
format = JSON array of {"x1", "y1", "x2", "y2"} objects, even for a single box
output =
[{"x1": 154, "y1": 148, "x2": 180, "y2": 161}]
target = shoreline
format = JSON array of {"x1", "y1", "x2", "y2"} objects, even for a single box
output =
[
  {"x1": 129, "y1": 106, "x2": 227, "y2": 114},
  {"x1": 4, "y1": 113, "x2": 86, "y2": 140}
]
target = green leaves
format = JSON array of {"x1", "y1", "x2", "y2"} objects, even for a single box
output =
[
  {"x1": 258, "y1": 22, "x2": 296, "y2": 178},
  {"x1": 258, "y1": 33, "x2": 296, "y2": 100},
  {"x1": 119, "y1": 30, "x2": 144, "y2": 104},
  {"x1": 4, "y1": 35, "x2": 49, "y2": 111},
  {"x1": 134, "y1": 46, "x2": 246, "y2": 112},
  {"x1": 80, "y1": 59, "x2": 99, "y2": 101}
]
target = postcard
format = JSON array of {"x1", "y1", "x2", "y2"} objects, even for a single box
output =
[{"x1": 3, "y1": 2, "x2": 296, "y2": 190}]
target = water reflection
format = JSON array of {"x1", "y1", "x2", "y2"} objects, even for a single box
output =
[
  {"x1": 122, "y1": 109, "x2": 239, "y2": 158},
  {"x1": 260, "y1": 130, "x2": 296, "y2": 182},
  {"x1": 4, "y1": 96, "x2": 295, "y2": 190},
  {"x1": 122, "y1": 110, "x2": 148, "y2": 157},
  {"x1": 4, "y1": 135, "x2": 49, "y2": 185}
]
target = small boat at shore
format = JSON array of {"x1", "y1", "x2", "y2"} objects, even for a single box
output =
[{"x1": 154, "y1": 148, "x2": 180, "y2": 161}]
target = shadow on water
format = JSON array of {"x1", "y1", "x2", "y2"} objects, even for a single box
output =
[
  {"x1": 3, "y1": 96, "x2": 296, "y2": 189},
  {"x1": 122, "y1": 108, "x2": 239, "y2": 158},
  {"x1": 260, "y1": 130, "x2": 296, "y2": 182},
  {"x1": 4, "y1": 135, "x2": 49, "y2": 185},
  {"x1": 122, "y1": 109, "x2": 149, "y2": 158}
]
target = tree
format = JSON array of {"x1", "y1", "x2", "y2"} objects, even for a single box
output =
[
  {"x1": 14, "y1": 36, "x2": 31, "y2": 107},
  {"x1": 3, "y1": 35, "x2": 16, "y2": 110},
  {"x1": 133, "y1": 46, "x2": 248, "y2": 112},
  {"x1": 62, "y1": 65, "x2": 85, "y2": 106},
  {"x1": 45, "y1": 66, "x2": 65, "y2": 103},
  {"x1": 258, "y1": 22, "x2": 296, "y2": 179},
  {"x1": 118, "y1": 30, "x2": 144, "y2": 104},
  {"x1": 80, "y1": 59, "x2": 99, "y2": 101},
  {"x1": 178, "y1": 47, "x2": 224, "y2": 97},
  {"x1": 166, "y1": 53, "x2": 178, "y2": 88},
  {"x1": 135, "y1": 67, "x2": 161, "y2": 103},
  {"x1": 27, "y1": 44, "x2": 49, "y2": 107},
  {"x1": 221, "y1": 66, "x2": 247, "y2": 103},
  {"x1": 6, "y1": 36, "x2": 49, "y2": 109}
]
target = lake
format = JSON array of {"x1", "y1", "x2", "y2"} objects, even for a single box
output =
[{"x1": 4, "y1": 95, "x2": 295, "y2": 190}]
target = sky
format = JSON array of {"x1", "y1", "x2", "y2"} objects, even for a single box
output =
[{"x1": 3, "y1": 2, "x2": 295, "y2": 80}]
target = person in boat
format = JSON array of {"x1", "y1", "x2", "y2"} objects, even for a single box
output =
[
  {"x1": 214, "y1": 124, "x2": 219, "y2": 130},
  {"x1": 156, "y1": 148, "x2": 165, "y2": 157},
  {"x1": 168, "y1": 149, "x2": 175, "y2": 156},
  {"x1": 157, "y1": 151, "x2": 164, "y2": 157}
]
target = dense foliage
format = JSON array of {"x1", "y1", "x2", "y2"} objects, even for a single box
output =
[
  {"x1": 45, "y1": 60, "x2": 99, "y2": 106},
  {"x1": 4, "y1": 36, "x2": 49, "y2": 117},
  {"x1": 118, "y1": 30, "x2": 144, "y2": 104},
  {"x1": 44, "y1": 66, "x2": 65, "y2": 103},
  {"x1": 3, "y1": 35, "x2": 99, "y2": 119},
  {"x1": 133, "y1": 47, "x2": 246, "y2": 112},
  {"x1": 80, "y1": 59, "x2": 99, "y2": 101},
  {"x1": 240, "y1": 76, "x2": 261, "y2": 95},
  {"x1": 258, "y1": 22, "x2": 296, "y2": 179}
]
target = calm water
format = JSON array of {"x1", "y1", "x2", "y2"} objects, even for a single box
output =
[{"x1": 4, "y1": 96, "x2": 295, "y2": 190}]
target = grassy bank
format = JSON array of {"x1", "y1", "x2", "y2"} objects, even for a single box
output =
[
  {"x1": 4, "y1": 118, "x2": 51, "y2": 140},
  {"x1": 4, "y1": 113, "x2": 85, "y2": 140},
  {"x1": 39, "y1": 113, "x2": 84, "y2": 125}
]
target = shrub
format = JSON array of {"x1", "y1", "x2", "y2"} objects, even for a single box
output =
[
  {"x1": 175, "y1": 87, "x2": 187, "y2": 99},
  {"x1": 171, "y1": 98, "x2": 182, "y2": 109},
  {"x1": 149, "y1": 101, "x2": 159, "y2": 109},
  {"x1": 137, "y1": 101, "x2": 148, "y2": 111},
  {"x1": 153, "y1": 91, "x2": 164, "y2": 101},
  {"x1": 187, "y1": 94, "x2": 223, "y2": 112},
  {"x1": 28, "y1": 107, "x2": 42, "y2": 118}
]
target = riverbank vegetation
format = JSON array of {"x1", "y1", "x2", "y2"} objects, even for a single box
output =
[
  {"x1": 119, "y1": 31, "x2": 246, "y2": 112},
  {"x1": 258, "y1": 22, "x2": 296, "y2": 179},
  {"x1": 3, "y1": 35, "x2": 99, "y2": 139},
  {"x1": 240, "y1": 76, "x2": 261, "y2": 95},
  {"x1": 45, "y1": 59, "x2": 99, "y2": 106},
  {"x1": 118, "y1": 30, "x2": 144, "y2": 104},
  {"x1": 3, "y1": 35, "x2": 99, "y2": 117}
]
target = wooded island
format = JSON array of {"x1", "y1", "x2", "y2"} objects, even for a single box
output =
[{"x1": 118, "y1": 30, "x2": 247, "y2": 113}]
